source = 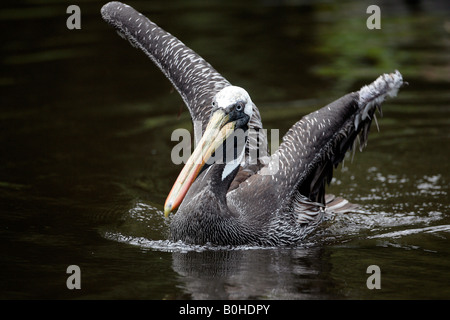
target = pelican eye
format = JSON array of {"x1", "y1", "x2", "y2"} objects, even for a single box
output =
[{"x1": 235, "y1": 103, "x2": 244, "y2": 112}]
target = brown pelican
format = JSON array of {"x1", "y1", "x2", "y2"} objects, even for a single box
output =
[{"x1": 101, "y1": 2, "x2": 405, "y2": 246}]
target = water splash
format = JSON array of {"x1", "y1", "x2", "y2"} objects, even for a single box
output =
[
  {"x1": 103, "y1": 231, "x2": 288, "y2": 253},
  {"x1": 103, "y1": 169, "x2": 448, "y2": 252}
]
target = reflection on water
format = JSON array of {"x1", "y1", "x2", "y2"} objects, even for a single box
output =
[{"x1": 1, "y1": 0, "x2": 449, "y2": 299}]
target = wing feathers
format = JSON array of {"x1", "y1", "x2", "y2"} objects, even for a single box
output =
[{"x1": 263, "y1": 71, "x2": 404, "y2": 208}]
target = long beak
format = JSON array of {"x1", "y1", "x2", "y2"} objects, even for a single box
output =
[{"x1": 164, "y1": 109, "x2": 235, "y2": 217}]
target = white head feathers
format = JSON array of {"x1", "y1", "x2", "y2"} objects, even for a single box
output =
[{"x1": 214, "y1": 86, "x2": 254, "y2": 118}]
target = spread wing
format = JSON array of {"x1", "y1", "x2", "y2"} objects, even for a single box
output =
[
  {"x1": 229, "y1": 71, "x2": 404, "y2": 220},
  {"x1": 101, "y1": 1, "x2": 267, "y2": 157}
]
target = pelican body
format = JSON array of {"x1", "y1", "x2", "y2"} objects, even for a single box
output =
[{"x1": 101, "y1": 2, "x2": 404, "y2": 246}]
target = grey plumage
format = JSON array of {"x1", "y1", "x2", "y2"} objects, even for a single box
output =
[{"x1": 102, "y1": 2, "x2": 404, "y2": 246}]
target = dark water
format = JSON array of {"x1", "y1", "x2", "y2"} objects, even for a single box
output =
[{"x1": 1, "y1": 0, "x2": 449, "y2": 299}]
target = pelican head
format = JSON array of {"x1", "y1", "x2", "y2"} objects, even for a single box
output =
[
  {"x1": 164, "y1": 86, "x2": 254, "y2": 216},
  {"x1": 213, "y1": 86, "x2": 254, "y2": 121}
]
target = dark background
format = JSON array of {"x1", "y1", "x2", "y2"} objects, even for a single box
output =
[{"x1": 1, "y1": 0, "x2": 449, "y2": 299}]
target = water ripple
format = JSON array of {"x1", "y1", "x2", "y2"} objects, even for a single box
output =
[{"x1": 368, "y1": 224, "x2": 450, "y2": 239}]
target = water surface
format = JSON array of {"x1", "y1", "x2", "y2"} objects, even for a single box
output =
[{"x1": 1, "y1": 0, "x2": 449, "y2": 299}]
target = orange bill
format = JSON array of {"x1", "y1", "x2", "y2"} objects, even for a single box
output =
[{"x1": 164, "y1": 109, "x2": 235, "y2": 217}]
